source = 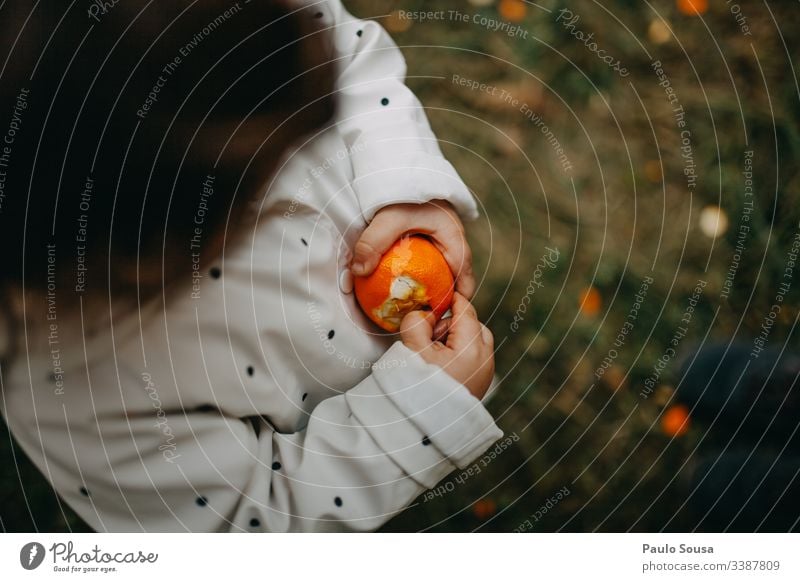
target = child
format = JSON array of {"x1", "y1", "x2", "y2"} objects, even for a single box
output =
[{"x1": 0, "y1": 0, "x2": 501, "y2": 532}]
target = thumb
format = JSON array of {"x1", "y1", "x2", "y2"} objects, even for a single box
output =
[
  {"x1": 399, "y1": 310, "x2": 435, "y2": 353},
  {"x1": 352, "y1": 211, "x2": 406, "y2": 276}
]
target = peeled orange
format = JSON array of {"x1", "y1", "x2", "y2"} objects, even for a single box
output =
[{"x1": 354, "y1": 235, "x2": 454, "y2": 333}]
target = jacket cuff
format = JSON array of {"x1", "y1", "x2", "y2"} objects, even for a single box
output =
[
  {"x1": 350, "y1": 150, "x2": 480, "y2": 223},
  {"x1": 370, "y1": 341, "x2": 502, "y2": 469},
  {"x1": 345, "y1": 373, "x2": 457, "y2": 490}
]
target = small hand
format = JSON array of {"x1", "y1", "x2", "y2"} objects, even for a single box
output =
[
  {"x1": 399, "y1": 292, "x2": 494, "y2": 399},
  {"x1": 350, "y1": 200, "x2": 476, "y2": 299}
]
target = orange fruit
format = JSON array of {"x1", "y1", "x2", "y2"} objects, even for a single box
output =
[
  {"x1": 498, "y1": 0, "x2": 527, "y2": 22},
  {"x1": 354, "y1": 235, "x2": 454, "y2": 333},
  {"x1": 578, "y1": 286, "x2": 602, "y2": 316},
  {"x1": 384, "y1": 10, "x2": 412, "y2": 33},
  {"x1": 472, "y1": 498, "x2": 497, "y2": 520},
  {"x1": 644, "y1": 159, "x2": 663, "y2": 183},
  {"x1": 661, "y1": 404, "x2": 691, "y2": 437},
  {"x1": 676, "y1": 0, "x2": 708, "y2": 16}
]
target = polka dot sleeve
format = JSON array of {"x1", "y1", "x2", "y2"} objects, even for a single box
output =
[
  {"x1": 232, "y1": 342, "x2": 502, "y2": 532},
  {"x1": 31, "y1": 344, "x2": 501, "y2": 532},
  {"x1": 322, "y1": 0, "x2": 481, "y2": 222}
]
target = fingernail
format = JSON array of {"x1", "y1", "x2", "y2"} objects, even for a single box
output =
[{"x1": 352, "y1": 261, "x2": 365, "y2": 274}]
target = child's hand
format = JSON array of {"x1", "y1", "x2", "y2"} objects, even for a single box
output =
[
  {"x1": 399, "y1": 292, "x2": 494, "y2": 399},
  {"x1": 351, "y1": 201, "x2": 476, "y2": 299}
]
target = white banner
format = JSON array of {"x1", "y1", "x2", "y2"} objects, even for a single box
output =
[{"x1": 0, "y1": 533, "x2": 797, "y2": 581}]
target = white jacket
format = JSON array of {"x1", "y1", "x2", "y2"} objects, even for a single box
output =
[{"x1": 0, "y1": 0, "x2": 502, "y2": 532}]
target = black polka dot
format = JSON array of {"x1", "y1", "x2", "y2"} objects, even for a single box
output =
[
  {"x1": 246, "y1": 366, "x2": 254, "y2": 377},
  {"x1": 209, "y1": 267, "x2": 221, "y2": 279},
  {"x1": 249, "y1": 518, "x2": 261, "y2": 528},
  {"x1": 357, "y1": 29, "x2": 363, "y2": 37},
  {"x1": 334, "y1": 496, "x2": 343, "y2": 507},
  {"x1": 301, "y1": 237, "x2": 308, "y2": 246},
  {"x1": 380, "y1": 97, "x2": 390, "y2": 106},
  {"x1": 272, "y1": 461, "x2": 282, "y2": 471},
  {"x1": 313, "y1": 11, "x2": 323, "y2": 18},
  {"x1": 79, "y1": 486, "x2": 90, "y2": 497},
  {"x1": 422, "y1": 436, "x2": 431, "y2": 446},
  {"x1": 196, "y1": 496, "x2": 208, "y2": 507},
  {"x1": 302, "y1": 393, "x2": 308, "y2": 401},
  {"x1": 327, "y1": 329, "x2": 335, "y2": 339}
]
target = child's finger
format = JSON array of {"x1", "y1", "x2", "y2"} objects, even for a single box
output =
[
  {"x1": 399, "y1": 310, "x2": 435, "y2": 353},
  {"x1": 454, "y1": 266, "x2": 476, "y2": 301},
  {"x1": 480, "y1": 323, "x2": 494, "y2": 348},
  {"x1": 445, "y1": 292, "x2": 483, "y2": 351},
  {"x1": 432, "y1": 230, "x2": 476, "y2": 300},
  {"x1": 351, "y1": 212, "x2": 407, "y2": 276},
  {"x1": 433, "y1": 317, "x2": 452, "y2": 342}
]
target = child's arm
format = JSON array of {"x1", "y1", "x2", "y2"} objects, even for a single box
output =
[
  {"x1": 47, "y1": 298, "x2": 499, "y2": 532},
  {"x1": 311, "y1": 1, "x2": 480, "y2": 297},
  {"x1": 321, "y1": 0, "x2": 479, "y2": 223}
]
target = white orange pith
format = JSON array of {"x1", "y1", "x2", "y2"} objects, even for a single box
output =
[{"x1": 373, "y1": 275, "x2": 430, "y2": 331}]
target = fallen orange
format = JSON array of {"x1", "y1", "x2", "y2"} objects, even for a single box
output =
[
  {"x1": 498, "y1": 0, "x2": 527, "y2": 23},
  {"x1": 354, "y1": 235, "x2": 454, "y2": 333},
  {"x1": 472, "y1": 498, "x2": 497, "y2": 520},
  {"x1": 676, "y1": 0, "x2": 708, "y2": 16},
  {"x1": 578, "y1": 286, "x2": 602, "y2": 316},
  {"x1": 661, "y1": 403, "x2": 691, "y2": 437}
]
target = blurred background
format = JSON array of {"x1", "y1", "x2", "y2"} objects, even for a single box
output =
[{"x1": 2, "y1": 0, "x2": 800, "y2": 532}]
